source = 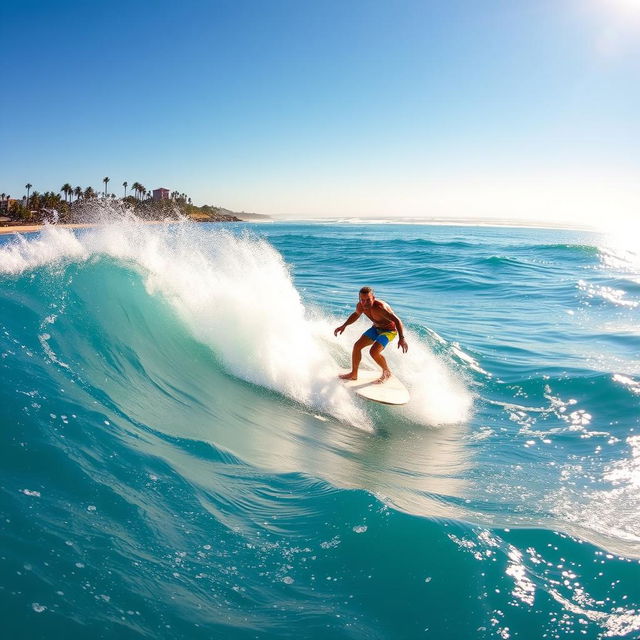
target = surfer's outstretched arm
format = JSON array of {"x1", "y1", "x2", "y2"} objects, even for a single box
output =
[{"x1": 334, "y1": 306, "x2": 362, "y2": 336}]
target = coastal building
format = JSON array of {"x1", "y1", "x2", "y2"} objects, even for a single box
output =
[{"x1": 152, "y1": 188, "x2": 170, "y2": 201}]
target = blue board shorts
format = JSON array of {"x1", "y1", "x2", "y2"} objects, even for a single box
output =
[{"x1": 363, "y1": 326, "x2": 397, "y2": 349}]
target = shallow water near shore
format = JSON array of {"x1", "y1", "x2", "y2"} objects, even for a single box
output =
[{"x1": 1, "y1": 213, "x2": 639, "y2": 638}]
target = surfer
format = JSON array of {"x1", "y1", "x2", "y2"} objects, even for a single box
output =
[{"x1": 334, "y1": 286, "x2": 408, "y2": 383}]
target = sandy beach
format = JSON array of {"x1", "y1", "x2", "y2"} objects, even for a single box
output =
[
  {"x1": 0, "y1": 220, "x2": 194, "y2": 236},
  {"x1": 0, "y1": 223, "x2": 99, "y2": 236}
]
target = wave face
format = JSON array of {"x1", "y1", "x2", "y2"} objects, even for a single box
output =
[{"x1": 1, "y1": 214, "x2": 639, "y2": 639}]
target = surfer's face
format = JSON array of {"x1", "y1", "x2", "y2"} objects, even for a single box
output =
[{"x1": 359, "y1": 293, "x2": 374, "y2": 308}]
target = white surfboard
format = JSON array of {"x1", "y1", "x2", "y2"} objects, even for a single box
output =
[{"x1": 339, "y1": 368, "x2": 410, "y2": 405}]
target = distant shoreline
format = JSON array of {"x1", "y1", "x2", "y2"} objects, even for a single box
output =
[{"x1": 276, "y1": 216, "x2": 601, "y2": 233}]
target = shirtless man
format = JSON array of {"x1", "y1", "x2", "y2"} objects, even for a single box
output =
[{"x1": 334, "y1": 286, "x2": 408, "y2": 383}]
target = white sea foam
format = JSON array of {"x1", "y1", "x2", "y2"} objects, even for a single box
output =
[
  {"x1": 0, "y1": 208, "x2": 472, "y2": 429},
  {"x1": 0, "y1": 223, "x2": 88, "y2": 274}
]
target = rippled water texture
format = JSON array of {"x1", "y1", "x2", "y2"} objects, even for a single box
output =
[{"x1": 1, "y1": 213, "x2": 639, "y2": 638}]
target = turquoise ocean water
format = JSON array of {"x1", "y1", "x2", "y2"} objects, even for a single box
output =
[{"x1": 1, "y1": 214, "x2": 639, "y2": 639}]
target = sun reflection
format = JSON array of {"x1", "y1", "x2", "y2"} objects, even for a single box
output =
[{"x1": 596, "y1": 227, "x2": 640, "y2": 274}]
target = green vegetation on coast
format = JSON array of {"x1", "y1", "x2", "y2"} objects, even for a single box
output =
[{"x1": 0, "y1": 180, "x2": 266, "y2": 225}]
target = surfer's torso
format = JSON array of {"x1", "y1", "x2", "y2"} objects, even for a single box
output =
[{"x1": 357, "y1": 299, "x2": 397, "y2": 332}]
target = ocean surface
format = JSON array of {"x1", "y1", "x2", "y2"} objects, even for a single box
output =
[{"x1": 1, "y1": 212, "x2": 639, "y2": 639}]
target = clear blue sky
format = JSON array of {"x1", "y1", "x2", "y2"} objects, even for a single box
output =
[{"x1": 1, "y1": 0, "x2": 638, "y2": 225}]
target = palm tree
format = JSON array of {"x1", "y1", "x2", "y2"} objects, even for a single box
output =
[
  {"x1": 29, "y1": 191, "x2": 41, "y2": 211},
  {"x1": 103, "y1": 177, "x2": 110, "y2": 197},
  {"x1": 123, "y1": 181, "x2": 128, "y2": 198},
  {"x1": 25, "y1": 183, "x2": 32, "y2": 208},
  {"x1": 74, "y1": 186, "x2": 82, "y2": 200},
  {"x1": 84, "y1": 186, "x2": 96, "y2": 199},
  {"x1": 43, "y1": 192, "x2": 60, "y2": 209},
  {"x1": 61, "y1": 183, "x2": 72, "y2": 203},
  {"x1": 131, "y1": 182, "x2": 142, "y2": 200}
]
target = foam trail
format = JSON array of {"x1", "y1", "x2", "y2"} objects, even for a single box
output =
[{"x1": 398, "y1": 341, "x2": 473, "y2": 425}]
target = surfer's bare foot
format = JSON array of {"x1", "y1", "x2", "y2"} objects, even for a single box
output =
[
  {"x1": 339, "y1": 372, "x2": 358, "y2": 381},
  {"x1": 374, "y1": 370, "x2": 392, "y2": 384}
]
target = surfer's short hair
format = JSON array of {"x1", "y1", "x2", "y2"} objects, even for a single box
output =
[{"x1": 359, "y1": 286, "x2": 374, "y2": 295}]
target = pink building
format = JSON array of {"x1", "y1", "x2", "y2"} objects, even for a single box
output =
[{"x1": 152, "y1": 188, "x2": 170, "y2": 201}]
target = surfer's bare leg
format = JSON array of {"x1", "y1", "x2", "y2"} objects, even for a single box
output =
[
  {"x1": 369, "y1": 342, "x2": 391, "y2": 383},
  {"x1": 339, "y1": 335, "x2": 374, "y2": 380}
]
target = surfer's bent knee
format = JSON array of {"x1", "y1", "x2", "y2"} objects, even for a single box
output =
[{"x1": 369, "y1": 343, "x2": 385, "y2": 356}]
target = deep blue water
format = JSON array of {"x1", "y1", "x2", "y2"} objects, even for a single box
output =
[{"x1": 1, "y1": 216, "x2": 639, "y2": 639}]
